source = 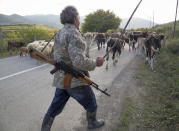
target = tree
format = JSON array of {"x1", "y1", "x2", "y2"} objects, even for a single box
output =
[{"x1": 81, "y1": 9, "x2": 121, "y2": 33}]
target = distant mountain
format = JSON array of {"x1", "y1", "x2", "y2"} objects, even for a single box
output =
[
  {"x1": 0, "y1": 14, "x2": 158, "y2": 29},
  {"x1": 24, "y1": 14, "x2": 62, "y2": 28},
  {"x1": 0, "y1": 14, "x2": 29, "y2": 25},
  {"x1": 0, "y1": 14, "x2": 79, "y2": 28},
  {"x1": 0, "y1": 14, "x2": 61, "y2": 28},
  {"x1": 120, "y1": 17, "x2": 158, "y2": 29}
]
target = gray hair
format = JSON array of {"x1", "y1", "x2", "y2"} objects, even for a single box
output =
[{"x1": 60, "y1": 6, "x2": 79, "y2": 25}]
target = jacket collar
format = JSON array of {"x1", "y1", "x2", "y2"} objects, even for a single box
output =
[{"x1": 64, "y1": 23, "x2": 76, "y2": 29}]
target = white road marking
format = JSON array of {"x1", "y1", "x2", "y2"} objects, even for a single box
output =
[
  {"x1": 0, "y1": 64, "x2": 48, "y2": 81},
  {"x1": 0, "y1": 47, "x2": 98, "y2": 81},
  {"x1": 91, "y1": 47, "x2": 98, "y2": 51}
]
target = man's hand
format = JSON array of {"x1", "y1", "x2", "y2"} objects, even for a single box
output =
[{"x1": 96, "y1": 57, "x2": 104, "y2": 67}]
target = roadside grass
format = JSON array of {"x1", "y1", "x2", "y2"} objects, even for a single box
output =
[
  {"x1": 0, "y1": 24, "x2": 58, "y2": 59},
  {"x1": 0, "y1": 49, "x2": 19, "y2": 58},
  {"x1": 112, "y1": 97, "x2": 137, "y2": 131},
  {"x1": 0, "y1": 39, "x2": 20, "y2": 58},
  {"x1": 114, "y1": 39, "x2": 179, "y2": 131}
]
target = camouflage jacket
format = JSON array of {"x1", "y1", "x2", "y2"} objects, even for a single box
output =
[{"x1": 52, "y1": 24, "x2": 96, "y2": 89}]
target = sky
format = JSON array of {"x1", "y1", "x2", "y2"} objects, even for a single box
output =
[{"x1": 0, "y1": 0, "x2": 178, "y2": 24}]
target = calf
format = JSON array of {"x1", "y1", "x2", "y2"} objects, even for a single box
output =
[{"x1": 19, "y1": 47, "x2": 28, "y2": 56}]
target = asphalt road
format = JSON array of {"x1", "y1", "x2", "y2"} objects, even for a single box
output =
[{"x1": 0, "y1": 45, "x2": 135, "y2": 131}]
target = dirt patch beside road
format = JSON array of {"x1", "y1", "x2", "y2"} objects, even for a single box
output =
[{"x1": 74, "y1": 55, "x2": 143, "y2": 131}]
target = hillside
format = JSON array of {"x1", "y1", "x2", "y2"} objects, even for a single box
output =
[
  {"x1": 155, "y1": 20, "x2": 179, "y2": 31},
  {"x1": 120, "y1": 17, "x2": 158, "y2": 29},
  {"x1": 0, "y1": 14, "x2": 158, "y2": 29},
  {"x1": 154, "y1": 20, "x2": 179, "y2": 37},
  {"x1": 0, "y1": 14, "x2": 29, "y2": 25},
  {"x1": 24, "y1": 14, "x2": 62, "y2": 28},
  {"x1": 0, "y1": 14, "x2": 61, "y2": 28}
]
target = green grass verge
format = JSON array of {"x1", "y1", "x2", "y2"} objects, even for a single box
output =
[
  {"x1": 0, "y1": 49, "x2": 19, "y2": 58},
  {"x1": 114, "y1": 39, "x2": 179, "y2": 131}
]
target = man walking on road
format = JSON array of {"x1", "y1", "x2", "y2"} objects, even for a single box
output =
[{"x1": 41, "y1": 5, "x2": 105, "y2": 131}]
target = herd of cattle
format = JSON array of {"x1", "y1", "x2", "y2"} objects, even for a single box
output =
[
  {"x1": 83, "y1": 31, "x2": 166, "y2": 70},
  {"x1": 7, "y1": 30, "x2": 166, "y2": 70}
]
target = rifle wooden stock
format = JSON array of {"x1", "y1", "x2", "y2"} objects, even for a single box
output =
[
  {"x1": 64, "y1": 73, "x2": 73, "y2": 88},
  {"x1": 64, "y1": 74, "x2": 93, "y2": 88},
  {"x1": 29, "y1": 48, "x2": 94, "y2": 86},
  {"x1": 29, "y1": 48, "x2": 56, "y2": 65},
  {"x1": 78, "y1": 76, "x2": 92, "y2": 85}
]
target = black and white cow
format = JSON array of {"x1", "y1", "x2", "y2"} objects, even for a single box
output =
[
  {"x1": 144, "y1": 34, "x2": 161, "y2": 70},
  {"x1": 105, "y1": 38, "x2": 123, "y2": 69}
]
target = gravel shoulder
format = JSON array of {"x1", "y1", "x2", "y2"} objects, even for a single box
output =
[{"x1": 74, "y1": 55, "x2": 143, "y2": 131}]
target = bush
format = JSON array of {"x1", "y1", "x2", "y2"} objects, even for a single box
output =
[{"x1": 167, "y1": 39, "x2": 179, "y2": 55}]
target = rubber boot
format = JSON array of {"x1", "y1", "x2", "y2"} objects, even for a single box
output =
[
  {"x1": 41, "y1": 114, "x2": 54, "y2": 131},
  {"x1": 86, "y1": 111, "x2": 105, "y2": 129}
]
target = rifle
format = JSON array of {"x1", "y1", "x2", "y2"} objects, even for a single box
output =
[
  {"x1": 29, "y1": 48, "x2": 110, "y2": 97},
  {"x1": 29, "y1": 0, "x2": 142, "y2": 97}
]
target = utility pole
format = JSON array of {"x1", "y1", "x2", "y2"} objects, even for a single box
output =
[
  {"x1": 173, "y1": 0, "x2": 179, "y2": 37},
  {"x1": 0, "y1": 28, "x2": 2, "y2": 52},
  {"x1": 129, "y1": 21, "x2": 131, "y2": 30},
  {"x1": 34, "y1": 24, "x2": 36, "y2": 41},
  {"x1": 153, "y1": 10, "x2": 155, "y2": 30},
  {"x1": 149, "y1": 17, "x2": 152, "y2": 28}
]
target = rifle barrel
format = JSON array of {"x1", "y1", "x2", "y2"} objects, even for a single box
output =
[{"x1": 91, "y1": 82, "x2": 110, "y2": 97}]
